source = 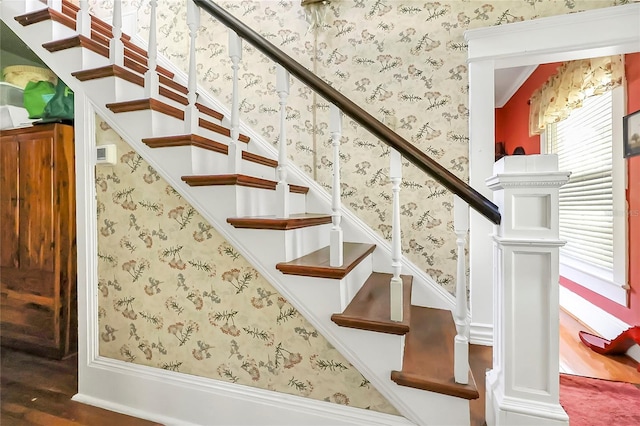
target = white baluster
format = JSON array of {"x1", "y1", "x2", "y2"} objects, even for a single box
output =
[
  {"x1": 144, "y1": 0, "x2": 159, "y2": 98},
  {"x1": 228, "y1": 29, "x2": 242, "y2": 174},
  {"x1": 109, "y1": 0, "x2": 124, "y2": 66},
  {"x1": 389, "y1": 149, "x2": 403, "y2": 322},
  {"x1": 275, "y1": 65, "x2": 290, "y2": 218},
  {"x1": 77, "y1": 0, "x2": 91, "y2": 37},
  {"x1": 48, "y1": 0, "x2": 63, "y2": 39},
  {"x1": 329, "y1": 104, "x2": 343, "y2": 267},
  {"x1": 184, "y1": 0, "x2": 200, "y2": 134},
  {"x1": 453, "y1": 195, "x2": 469, "y2": 384},
  {"x1": 48, "y1": 0, "x2": 62, "y2": 12}
]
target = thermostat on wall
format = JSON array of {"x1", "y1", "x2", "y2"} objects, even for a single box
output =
[{"x1": 96, "y1": 144, "x2": 117, "y2": 165}]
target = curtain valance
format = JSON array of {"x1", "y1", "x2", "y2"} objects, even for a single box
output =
[{"x1": 529, "y1": 55, "x2": 623, "y2": 136}]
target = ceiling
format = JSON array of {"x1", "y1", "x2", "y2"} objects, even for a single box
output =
[{"x1": 494, "y1": 65, "x2": 537, "y2": 108}]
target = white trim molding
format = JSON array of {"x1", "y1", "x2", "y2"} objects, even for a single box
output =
[
  {"x1": 469, "y1": 322, "x2": 493, "y2": 346},
  {"x1": 74, "y1": 357, "x2": 414, "y2": 426},
  {"x1": 465, "y1": 2, "x2": 640, "y2": 379}
]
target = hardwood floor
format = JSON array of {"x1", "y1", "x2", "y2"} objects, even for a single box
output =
[
  {"x1": 0, "y1": 347, "x2": 162, "y2": 426},
  {"x1": 2, "y1": 309, "x2": 637, "y2": 426},
  {"x1": 559, "y1": 309, "x2": 640, "y2": 384}
]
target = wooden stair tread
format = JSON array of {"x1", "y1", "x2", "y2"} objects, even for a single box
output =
[
  {"x1": 142, "y1": 136, "x2": 276, "y2": 168},
  {"x1": 71, "y1": 67, "x2": 223, "y2": 121},
  {"x1": 26, "y1": 6, "x2": 174, "y2": 80},
  {"x1": 242, "y1": 151, "x2": 278, "y2": 168},
  {"x1": 199, "y1": 118, "x2": 250, "y2": 143},
  {"x1": 73, "y1": 66, "x2": 187, "y2": 106},
  {"x1": 276, "y1": 243, "x2": 376, "y2": 279},
  {"x1": 196, "y1": 103, "x2": 224, "y2": 121},
  {"x1": 72, "y1": 64, "x2": 144, "y2": 86},
  {"x1": 56, "y1": 0, "x2": 132, "y2": 42},
  {"x1": 181, "y1": 174, "x2": 307, "y2": 194},
  {"x1": 142, "y1": 134, "x2": 227, "y2": 154},
  {"x1": 15, "y1": 8, "x2": 75, "y2": 30},
  {"x1": 43, "y1": 34, "x2": 108, "y2": 57},
  {"x1": 391, "y1": 306, "x2": 479, "y2": 400},
  {"x1": 106, "y1": 98, "x2": 184, "y2": 120},
  {"x1": 331, "y1": 272, "x2": 412, "y2": 334},
  {"x1": 227, "y1": 214, "x2": 331, "y2": 230}
]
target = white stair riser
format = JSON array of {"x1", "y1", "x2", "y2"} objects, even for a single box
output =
[
  {"x1": 79, "y1": 77, "x2": 145, "y2": 104},
  {"x1": 185, "y1": 185, "x2": 307, "y2": 218},
  {"x1": 26, "y1": 20, "x2": 77, "y2": 44},
  {"x1": 238, "y1": 159, "x2": 278, "y2": 181},
  {"x1": 110, "y1": 109, "x2": 184, "y2": 137},
  {"x1": 191, "y1": 146, "x2": 228, "y2": 175},
  {"x1": 231, "y1": 225, "x2": 331, "y2": 265},
  {"x1": 53, "y1": 48, "x2": 110, "y2": 73},
  {"x1": 24, "y1": 1, "x2": 47, "y2": 14},
  {"x1": 143, "y1": 145, "x2": 198, "y2": 177},
  {"x1": 341, "y1": 255, "x2": 373, "y2": 310}
]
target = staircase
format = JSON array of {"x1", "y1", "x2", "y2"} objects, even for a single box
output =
[{"x1": 1, "y1": 2, "x2": 492, "y2": 424}]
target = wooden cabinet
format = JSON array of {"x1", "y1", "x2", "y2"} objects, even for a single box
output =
[{"x1": 1, "y1": 123, "x2": 77, "y2": 359}]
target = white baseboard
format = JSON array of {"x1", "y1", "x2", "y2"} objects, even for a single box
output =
[
  {"x1": 76, "y1": 357, "x2": 414, "y2": 426},
  {"x1": 470, "y1": 322, "x2": 493, "y2": 346},
  {"x1": 559, "y1": 286, "x2": 638, "y2": 363}
]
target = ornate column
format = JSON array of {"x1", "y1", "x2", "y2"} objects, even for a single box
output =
[{"x1": 485, "y1": 155, "x2": 570, "y2": 426}]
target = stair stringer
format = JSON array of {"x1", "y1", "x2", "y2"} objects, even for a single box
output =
[{"x1": 1, "y1": 9, "x2": 472, "y2": 426}]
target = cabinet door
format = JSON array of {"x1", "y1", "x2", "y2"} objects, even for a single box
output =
[
  {"x1": 18, "y1": 131, "x2": 56, "y2": 275},
  {"x1": 0, "y1": 135, "x2": 19, "y2": 269}
]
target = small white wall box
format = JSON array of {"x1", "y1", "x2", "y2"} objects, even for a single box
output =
[{"x1": 96, "y1": 144, "x2": 117, "y2": 165}]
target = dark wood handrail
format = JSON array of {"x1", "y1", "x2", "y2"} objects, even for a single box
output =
[{"x1": 194, "y1": 0, "x2": 501, "y2": 225}]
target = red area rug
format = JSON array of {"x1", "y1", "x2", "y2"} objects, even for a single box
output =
[{"x1": 560, "y1": 373, "x2": 640, "y2": 426}]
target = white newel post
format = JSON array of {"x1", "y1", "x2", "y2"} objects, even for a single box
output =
[
  {"x1": 485, "y1": 155, "x2": 570, "y2": 426},
  {"x1": 185, "y1": 0, "x2": 200, "y2": 134},
  {"x1": 109, "y1": 0, "x2": 124, "y2": 66},
  {"x1": 143, "y1": 0, "x2": 159, "y2": 98},
  {"x1": 389, "y1": 149, "x2": 403, "y2": 322},
  {"x1": 329, "y1": 104, "x2": 343, "y2": 267},
  {"x1": 453, "y1": 195, "x2": 469, "y2": 384},
  {"x1": 228, "y1": 29, "x2": 243, "y2": 174},
  {"x1": 275, "y1": 65, "x2": 290, "y2": 218}
]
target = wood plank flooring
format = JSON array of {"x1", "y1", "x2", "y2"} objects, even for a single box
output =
[
  {"x1": 0, "y1": 348, "x2": 162, "y2": 425},
  {"x1": 2, "y1": 309, "x2": 637, "y2": 425},
  {"x1": 559, "y1": 309, "x2": 640, "y2": 384}
]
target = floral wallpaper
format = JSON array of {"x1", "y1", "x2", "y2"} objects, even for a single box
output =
[
  {"x1": 95, "y1": 115, "x2": 399, "y2": 415},
  {"x1": 87, "y1": 0, "x2": 624, "y2": 295},
  {"x1": 87, "y1": 0, "x2": 624, "y2": 415}
]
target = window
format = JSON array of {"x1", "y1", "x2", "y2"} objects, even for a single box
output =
[{"x1": 545, "y1": 86, "x2": 627, "y2": 305}]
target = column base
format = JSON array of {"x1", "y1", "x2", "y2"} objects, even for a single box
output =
[{"x1": 486, "y1": 370, "x2": 569, "y2": 426}]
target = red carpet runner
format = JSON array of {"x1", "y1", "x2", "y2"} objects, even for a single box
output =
[{"x1": 560, "y1": 373, "x2": 640, "y2": 426}]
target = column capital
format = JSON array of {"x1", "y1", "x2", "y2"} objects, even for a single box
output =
[{"x1": 487, "y1": 155, "x2": 569, "y2": 241}]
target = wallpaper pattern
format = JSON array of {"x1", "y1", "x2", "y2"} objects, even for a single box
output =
[
  {"x1": 87, "y1": 0, "x2": 621, "y2": 414},
  {"x1": 95, "y1": 116, "x2": 399, "y2": 415},
  {"x1": 89, "y1": 0, "x2": 622, "y2": 295}
]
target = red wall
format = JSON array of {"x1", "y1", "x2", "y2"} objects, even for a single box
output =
[
  {"x1": 495, "y1": 63, "x2": 561, "y2": 155},
  {"x1": 496, "y1": 54, "x2": 640, "y2": 326}
]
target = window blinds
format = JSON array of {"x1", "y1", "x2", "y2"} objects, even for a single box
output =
[{"x1": 546, "y1": 90, "x2": 613, "y2": 271}]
